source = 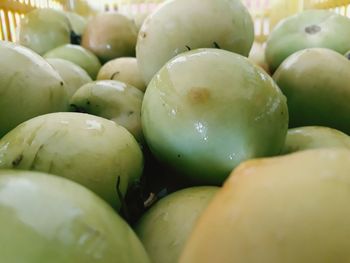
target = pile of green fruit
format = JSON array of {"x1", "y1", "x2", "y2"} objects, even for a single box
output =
[{"x1": 1, "y1": 0, "x2": 350, "y2": 262}]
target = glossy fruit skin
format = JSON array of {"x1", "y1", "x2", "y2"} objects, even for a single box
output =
[
  {"x1": 0, "y1": 170, "x2": 150, "y2": 263},
  {"x1": 135, "y1": 186, "x2": 218, "y2": 263},
  {"x1": 283, "y1": 126, "x2": 350, "y2": 154},
  {"x1": 142, "y1": 48, "x2": 288, "y2": 185},
  {"x1": 97, "y1": 57, "x2": 146, "y2": 92},
  {"x1": 273, "y1": 48, "x2": 350, "y2": 134},
  {"x1": 136, "y1": 0, "x2": 254, "y2": 84},
  {"x1": 0, "y1": 41, "x2": 67, "y2": 138},
  {"x1": 266, "y1": 10, "x2": 350, "y2": 72},
  {"x1": 180, "y1": 149, "x2": 350, "y2": 263},
  {"x1": 82, "y1": 13, "x2": 138, "y2": 63},
  {"x1": 0, "y1": 112, "x2": 143, "y2": 210},
  {"x1": 47, "y1": 58, "x2": 92, "y2": 101},
  {"x1": 44, "y1": 44, "x2": 101, "y2": 79},
  {"x1": 70, "y1": 80, "x2": 144, "y2": 142},
  {"x1": 17, "y1": 8, "x2": 71, "y2": 55}
]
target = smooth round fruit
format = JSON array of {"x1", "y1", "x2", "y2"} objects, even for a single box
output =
[
  {"x1": 135, "y1": 186, "x2": 218, "y2": 263},
  {"x1": 266, "y1": 10, "x2": 350, "y2": 72},
  {"x1": 44, "y1": 44, "x2": 101, "y2": 79},
  {"x1": 273, "y1": 48, "x2": 350, "y2": 134},
  {"x1": 136, "y1": 0, "x2": 254, "y2": 84},
  {"x1": 142, "y1": 48, "x2": 288, "y2": 184},
  {"x1": 0, "y1": 112, "x2": 143, "y2": 209},
  {"x1": 0, "y1": 41, "x2": 67, "y2": 138},
  {"x1": 70, "y1": 80, "x2": 144, "y2": 142},
  {"x1": 0, "y1": 170, "x2": 150, "y2": 263},
  {"x1": 82, "y1": 13, "x2": 138, "y2": 63},
  {"x1": 97, "y1": 57, "x2": 146, "y2": 92},
  {"x1": 180, "y1": 148, "x2": 350, "y2": 263},
  {"x1": 283, "y1": 126, "x2": 350, "y2": 154},
  {"x1": 16, "y1": 8, "x2": 71, "y2": 55},
  {"x1": 47, "y1": 58, "x2": 92, "y2": 100}
]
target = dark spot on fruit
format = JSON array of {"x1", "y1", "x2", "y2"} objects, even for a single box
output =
[
  {"x1": 12, "y1": 154, "x2": 23, "y2": 167},
  {"x1": 188, "y1": 87, "x2": 211, "y2": 104},
  {"x1": 213, "y1": 42, "x2": 221, "y2": 49},
  {"x1": 141, "y1": 32, "x2": 147, "y2": 38},
  {"x1": 86, "y1": 100, "x2": 90, "y2": 105},
  {"x1": 177, "y1": 154, "x2": 181, "y2": 158},
  {"x1": 70, "y1": 104, "x2": 87, "y2": 113},
  {"x1": 305, "y1": 25, "x2": 321, "y2": 34},
  {"x1": 60, "y1": 81, "x2": 64, "y2": 86},
  {"x1": 185, "y1": 45, "x2": 191, "y2": 51},
  {"x1": 128, "y1": 111, "x2": 134, "y2": 116},
  {"x1": 111, "y1": 71, "x2": 120, "y2": 80}
]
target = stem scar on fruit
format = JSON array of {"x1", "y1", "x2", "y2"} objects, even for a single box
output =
[
  {"x1": 111, "y1": 71, "x2": 120, "y2": 80},
  {"x1": 12, "y1": 154, "x2": 23, "y2": 167},
  {"x1": 185, "y1": 45, "x2": 191, "y2": 51}
]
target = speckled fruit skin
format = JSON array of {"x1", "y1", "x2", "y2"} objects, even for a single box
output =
[
  {"x1": 180, "y1": 149, "x2": 350, "y2": 263},
  {"x1": 141, "y1": 48, "x2": 288, "y2": 185},
  {"x1": 273, "y1": 48, "x2": 350, "y2": 134},
  {"x1": 0, "y1": 112, "x2": 143, "y2": 210},
  {"x1": 0, "y1": 41, "x2": 67, "y2": 138},
  {"x1": 0, "y1": 170, "x2": 150, "y2": 263},
  {"x1": 136, "y1": 0, "x2": 254, "y2": 84},
  {"x1": 283, "y1": 126, "x2": 350, "y2": 154},
  {"x1": 266, "y1": 10, "x2": 350, "y2": 72},
  {"x1": 70, "y1": 80, "x2": 144, "y2": 142},
  {"x1": 44, "y1": 44, "x2": 101, "y2": 79}
]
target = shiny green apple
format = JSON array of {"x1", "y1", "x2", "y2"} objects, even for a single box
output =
[
  {"x1": 82, "y1": 13, "x2": 138, "y2": 63},
  {"x1": 266, "y1": 10, "x2": 350, "y2": 72},
  {"x1": 0, "y1": 41, "x2": 67, "y2": 138},
  {"x1": 136, "y1": 0, "x2": 254, "y2": 84},
  {"x1": 0, "y1": 170, "x2": 150, "y2": 263},
  {"x1": 16, "y1": 8, "x2": 71, "y2": 55},
  {"x1": 180, "y1": 148, "x2": 350, "y2": 263},
  {"x1": 47, "y1": 58, "x2": 92, "y2": 101},
  {"x1": 97, "y1": 57, "x2": 146, "y2": 92},
  {"x1": 142, "y1": 48, "x2": 288, "y2": 184},
  {"x1": 273, "y1": 48, "x2": 350, "y2": 134},
  {"x1": 283, "y1": 126, "x2": 350, "y2": 154},
  {"x1": 70, "y1": 80, "x2": 144, "y2": 142},
  {"x1": 0, "y1": 112, "x2": 143, "y2": 210},
  {"x1": 44, "y1": 44, "x2": 101, "y2": 79},
  {"x1": 135, "y1": 186, "x2": 218, "y2": 263}
]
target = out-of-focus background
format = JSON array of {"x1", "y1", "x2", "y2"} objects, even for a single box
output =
[{"x1": 1, "y1": 0, "x2": 350, "y2": 43}]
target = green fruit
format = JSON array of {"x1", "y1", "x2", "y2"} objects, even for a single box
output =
[
  {"x1": 248, "y1": 42, "x2": 269, "y2": 74},
  {"x1": 82, "y1": 13, "x2": 138, "y2": 63},
  {"x1": 70, "y1": 80, "x2": 144, "y2": 142},
  {"x1": 44, "y1": 44, "x2": 101, "y2": 79},
  {"x1": 283, "y1": 126, "x2": 350, "y2": 154},
  {"x1": 16, "y1": 8, "x2": 71, "y2": 55},
  {"x1": 0, "y1": 41, "x2": 67, "y2": 138},
  {"x1": 266, "y1": 10, "x2": 350, "y2": 72},
  {"x1": 97, "y1": 57, "x2": 146, "y2": 92},
  {"x1": 135, "y1": 186, "x2": 218, "y2": 263},
  {"x1": 136, "y1": 0, "x2": 254, "y2": 84},
  {"x1": 47, "y1": 58, "x2": 92, "y2": 101},
  {"x1": 0, "y1": 112, "x2": 143, "y2": 209},
  {"x1": 142, "y1": 48, "x2": 288, "y2": 185},
  {"x1": 0, "y1": 170, "x2": 150, "y2": 263},
  {"x1": 133, "y1": 13, "x2": 150, "y2": 32},
  {"x1": 180, "y1": 149, "x2": 350, "y2": 263},
  {"x1": 273, "y1": 48, "x2": 350, "y2": 134}
]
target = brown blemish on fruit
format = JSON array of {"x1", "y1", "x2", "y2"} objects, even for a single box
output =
[
  {"x1": 188, "y1": 87, "x2": 211, "y2": 104},
  {"x1": 141, "y1": 32, "x2": 147, "y2": 38}
]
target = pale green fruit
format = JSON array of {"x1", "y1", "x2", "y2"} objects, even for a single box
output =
[
  {"x1": 70, "y1": 80, "x2": 144, "y2": 142},
  {"x1": 44, "y1": 44, "x2": 101, "y2": 79},
  {"x1": 133, "y1": 13, "x2": 150, "y2": 32},
  {"x1": 16, "y1": 8, "x2": 71, "y2": 55},
  {"x1": 97, "y1": 57, "x2": 146, "y2": 92},
  {"x1": 248, "y1": 42, "x2": 269, "y2": 74},
  {"x1": 0, "y1": 170, "x2": 150, "y2": 263},
  {"x1": 283, "y1": 126, "x2": 350, "y2": 154},
  {"x1": 135, "y1": 186, "x2": 218, "y2": 263},
  {"x1": 180, "y1": 148, "x2": 350, "y2": 263},
  {"x1": 273, "y1": 48, "x2": 350, "y2": 134},
  {"x1": 266, "y1": 10, "x2": 350, "y2": 72},
  {"x1": 0, "y1": 112, "x2": 143, "y2": 210},
  {"x1": 47, "y1": 58, "x2": 92, "y2": 101},
  {"x1": 66, "y1": 12, "x2": 87, "y2": 36},
  {"x1": 82, "y1": 13, "x2": 138, "y2": 63},
  {"x1": 0, "y1": 41, "x2": 67, "y2": 138},
  {"x1": 136, "y1": 0, "x2": 254, "y2": 84},
  {"x1": 142, "y1": 49, "x2": 288, "y2": 185}
]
